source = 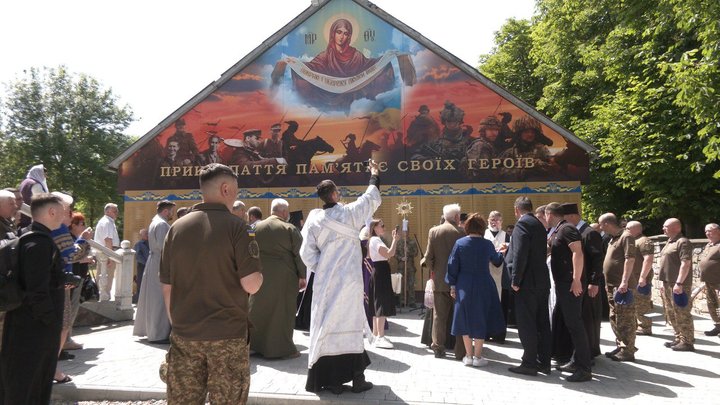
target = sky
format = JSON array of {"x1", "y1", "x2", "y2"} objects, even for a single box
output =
[{"x1": 0, "y1": 0, "x2": 536, "y2": 137}]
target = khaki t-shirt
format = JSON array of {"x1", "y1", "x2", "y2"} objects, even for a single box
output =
[
  {"x1": 699, "y1": 242, "x2": 720, "y2": 284},
  {"x1": 658, "y1": 235, "x2": 693, "y2": 286},
  {"x1": 603, "y1": 230, "x2": 637, "y2": 287},
  {"x1": 159, "y1": 202, "x2": 262, "y2": 340},
  {"x1": 635, "y1": 235, "x2": 654, "y2": 283}
]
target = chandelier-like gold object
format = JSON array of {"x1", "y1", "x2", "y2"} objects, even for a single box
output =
[{"x1": 396, "y1": 200, "x2": 413, "y2": 217}]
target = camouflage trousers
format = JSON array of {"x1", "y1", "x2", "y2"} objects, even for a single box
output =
[
  {"x1": 166, "y1": 333, "x2": 250, "y2": 405},
  {"x1": 706, "y1": 283, "x2": 720, "y2": 325},
  {"x1": 662, "y1": 283, "x2": 695, "y2": 344},
  {"x1": 607, "y1": 285, "x2": 637, "y2": 353},
  {"x1": 635, "y1": 286, "x2": 654, "y2": 332},
  {"x1": 396, "y1": 263, "x2": 416, "y2": 305}
]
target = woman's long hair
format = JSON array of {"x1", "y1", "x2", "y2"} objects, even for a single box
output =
[{"x1": 368, "y1": 218, "x2": 383, "y2": 237}]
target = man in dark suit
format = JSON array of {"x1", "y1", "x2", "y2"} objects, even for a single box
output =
[
  {"x1": 505, "y1": 196, "x2": 552, "y2": 376},
  {"x1": 421, "y1": 203, "x2": 465, "y2": 359},
  {"x1": 562, "y1": 203, "x2": 604, "y2": 358}
]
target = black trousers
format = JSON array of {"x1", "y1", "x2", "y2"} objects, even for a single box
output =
[
  {"x1": 0, "y1": 306, "x2": 62, "y2": 405},
  {"x1": 513, "y1": 288, "x2": 551, "y2": 367},
  {"x1": 554, "y1": 282, "x2": 592, "y2": 372},
  {"x1": 582, "y1": 291, "x2": 602, "y2": 357},
  {"x1": 552, "y1": 289, "x2": 603, "y2": 360}
]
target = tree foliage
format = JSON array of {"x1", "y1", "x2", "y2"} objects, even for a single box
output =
[
  {"x1": 480, "y1": 0, "x2": 720, "y2": 235},
  {"x1": 0, "y1": 66, "x2": 134, "y2": 225},
  {"x1": 479, "y1": 18, "x2": 544, "y2": 106}
]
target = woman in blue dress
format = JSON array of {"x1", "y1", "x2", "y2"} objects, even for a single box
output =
[{"x1": 446, "y1": 213, "x2": 506, "y2": 367}]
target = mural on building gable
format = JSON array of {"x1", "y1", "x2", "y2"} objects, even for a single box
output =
[{"x1": 117, "y1": 0, "x2": 589, "y2": 191}]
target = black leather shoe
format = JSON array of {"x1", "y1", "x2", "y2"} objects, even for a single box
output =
[
  {"x1": 704, "y1": 325, "x2": 720, "y2": 336},
  {"x1": 509, "y1": 365, "x2": 538, "y2": 376},
  {"x1": 566, "y1": 369, "x2": 592, "y2": 382},
  {"x1": 555, "y1": 361, "x2": 577, "y2": 373},
  {"x1": 432, "y1": 347, "x2": 445, "y2": 358},
  {"x1": 351, "y1": 374, "x2": 373, "y2": 393},
  {"x1": 604, "y1": 347, "x2": 621, "y2": 358},
  {"x1": 537, "y1": 364, "x2": 552, "y2": 375},
  {"x1": 664, "y1": 340, "x2": 679, "y2": 348}
]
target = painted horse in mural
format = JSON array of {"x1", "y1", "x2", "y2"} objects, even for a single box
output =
[
  {"x1": 286, "y1": 136, "x2": 334, "y2": 175},
  {"x1": 333, "y1": 140, "x2": 381, "y2": 165}
]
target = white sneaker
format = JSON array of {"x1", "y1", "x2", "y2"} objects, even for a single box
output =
[
  {"x1": 462, "y1": 356, "x2": 473, "y2": 366},
  {"x1": 472, "y1": 356, "x2": 488, "y2": 367},
  {"x1": 375, "y1": 336, "x2": 394, "y2": 349}
]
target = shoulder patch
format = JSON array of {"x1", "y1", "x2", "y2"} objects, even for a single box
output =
[{"x1": 246, "y1": 225, "x2": 259, "y2": 258}]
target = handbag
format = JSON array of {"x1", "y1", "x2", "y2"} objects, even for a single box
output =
[{"x1": 80, "y1": 273, "x2": 99, "y2": 303}]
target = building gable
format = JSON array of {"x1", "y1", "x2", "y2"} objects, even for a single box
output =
[{"x1": 112, "y1": 0, "x2": 593, "y2": 192}]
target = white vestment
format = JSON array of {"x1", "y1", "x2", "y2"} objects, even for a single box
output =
[
  {"x1": 484, "y1": 228, "x2": 506, "y2": 297},
  {"x1": 300, "y1": 185, "x2": 381, "y2": 368}
]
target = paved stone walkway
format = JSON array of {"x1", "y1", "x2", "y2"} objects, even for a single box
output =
[{"x1": 51, "y1": 306, "x2": 720, "y2": 404}]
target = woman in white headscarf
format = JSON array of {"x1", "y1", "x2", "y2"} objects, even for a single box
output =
[{"x1": 18, "y1": 164, "x2": 49, "y2": 227}]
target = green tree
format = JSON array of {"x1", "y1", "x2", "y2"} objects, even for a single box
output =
[
  {"x1": 0, "y1": 66, "x2": 134, "y2": 226},
  {"x1": 479, "y1": 18, "x2": 544, "y2": 106}
]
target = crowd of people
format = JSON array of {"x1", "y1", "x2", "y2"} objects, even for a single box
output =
[{"x1": 1, "y1": 160, "x2": 719, "y2": 404}]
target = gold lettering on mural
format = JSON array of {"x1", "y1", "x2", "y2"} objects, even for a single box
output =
[{"x1": 157, "y1": 158, "x2": 540, "y2": 180}]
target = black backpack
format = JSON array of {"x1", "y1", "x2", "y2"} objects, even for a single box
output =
[{"x1": 0, "y1": 231, "x2": 49, "y2": 312}]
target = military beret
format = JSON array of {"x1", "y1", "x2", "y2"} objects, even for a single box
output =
[{"x1": 561, "y1": 203, "x2": 579, "y2": 215}]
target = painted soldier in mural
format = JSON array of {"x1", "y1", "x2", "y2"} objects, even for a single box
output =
[
  {"x1": 412, "y1": 101, "x2": 472, "y2": 162},
  {"x1": 282, "y1": 121, "x2": 302, "y2": 158},
  {"x1": 464, "y1": 116, "x2": 501, "y2": 178},
  {"x1": 160, "y1": 139, "x2": 182, "y2": 167},
  {"x1": 167, "y1": 118, "x2": 200, "y2": 165},
  {"x1": 495, "y1": 112, "x2": 515, "y2": 153},
  {"x1": 500, "y1": 115, "x2": 554, "y2": 181},
  {"x1": 200, "y1": 134, "x2": 223, "y2": 165},
  {"x1": 406, "y1": 105, "x2": 440, "y2": 148},
  {"x1": 341, "y1": 133, "x2": 361, "y2": 162},
  {"x1": 284, "y1": 18, "x2": 396, "y2": 111},
  {"x1": 260, "y1": 123, "x2": 284, "y2": 158},
  {"x1": 395, "y1": 228, "x2": 419, "y2": 307},
  {"x1": 230, "y1": 129, "x2": 287, "y2": 167}
]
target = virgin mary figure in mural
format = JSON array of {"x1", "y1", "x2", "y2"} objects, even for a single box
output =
[{"x1": 273, "y1": 18, "x2": 415, "y2": 112}]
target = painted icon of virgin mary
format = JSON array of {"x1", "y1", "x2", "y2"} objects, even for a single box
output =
[{"x1": 291, "y1": 18, "x2": 395, "y2": 111}]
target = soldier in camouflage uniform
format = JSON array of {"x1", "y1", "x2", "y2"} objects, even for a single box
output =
[
  {"x1": 699, "y1": 223, "x2": 720, "y2": 336},
  {"x1": 598, "y1": 213, "x2": 638, "y2": 362},
  {"x1": 464, "y1": 116, "x2": 501, "y2": 178},
  {"x1": 159, "y1": 164, "x2": 263, "y2": 404},
  {"x1": 411, "y1": 101, "x2": 471, "y2": 162},
  {"x1": 395, "y1": 228, "x2": 419, "y2": 307},
  {"x1": 658, "y1": 218, "x2": 695, "y2": 351},
  {"x1": 500, "y1": 115, "x2": 554, "y2": 181},
  {"x1": 626, "y1": 221, "x2": 656, "y2": 335}
]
